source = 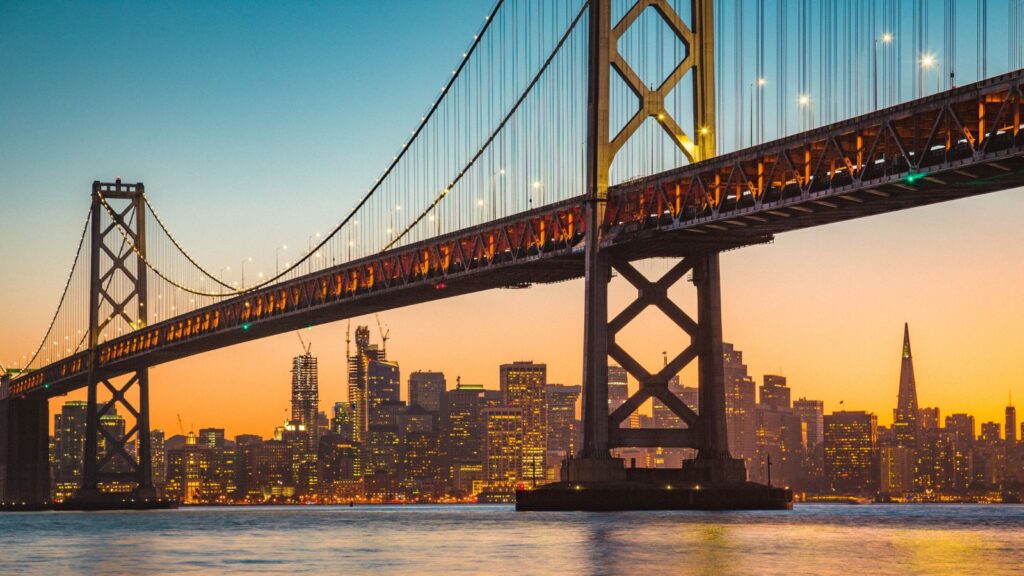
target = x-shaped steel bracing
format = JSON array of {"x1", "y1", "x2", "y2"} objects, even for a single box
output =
[{"x1": 607, "y1": 256, "x2": 700, "y2": 449}]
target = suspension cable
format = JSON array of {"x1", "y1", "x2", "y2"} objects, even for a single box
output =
[
  {"x1": 20, "y1": 208, "x2": 91, "y2": 370},
  {"x1": 385, "y1": 0, "x2": 589, "y2": 251}
]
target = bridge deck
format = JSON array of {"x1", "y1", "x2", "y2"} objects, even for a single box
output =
[{"x1": 6, "y1": 69, "x2": 1024, "y2": 400}]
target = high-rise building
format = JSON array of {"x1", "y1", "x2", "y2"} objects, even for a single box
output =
[
  {"x1": 879, "y1": 446, "x2": 915, "y2": 495},
  {"x1": 608, "y1": 366, "x2": 629, "y2": 412},
  {"x1": 500, "y1": 361, "x2": 546, "y2": 483},
  {"x1": 442, "y1": 381, "x2": 501, "y2": 494},
  {"x1": 823, "y1": 411, "x2": 878, "y2": 495},
  {"x1": 367, "y1": 359, "x2": 401, "y2": 427},
  {"x1": 331, "y1": 402, "x2": 357, "y2": 442},
  {"x1": 915, "y1": 428, "x2": 957, "y2": 493},
  {"x1": 483, "y1": 406, "x2": 524, "y2": 488},
  {"x1": 893, "y1": 323, "x2": 920, "y2": 449},
  {"x1": 401, "y1": 405, "x2": 444, "y2": 499},
  {"x1": 760, "y1": 375, "x2": 791, "y2": 410},
  {"x1": 151, "y1": 429, "x2": 166, "y2": 487},
  {"x1": 233, "y1": 434, "x2": 263, "y2": 501},
  {"x1": 918, "y1": 407, "x2": 940, "y2": 431},
  {"x1": 409, "y1": 371, "x2": 446, "y2": 413},
  {"x1": 724, "y1": 343, "x2": 757, "y2": 475},
  {"x1": 198, "y1": 428, "x2": 225, "y2": 450},
  {"x1": 1006, "y1": 396, "x2": 1017, "y2": 447},
  {"x1": 52, "y1": 400, "x2": 88, "y2": 500},
  {"x1": 545, "y1": 384, "x2": 581, "y2": 472},
  {"x1": 291, "y1": 352, "x2": 320, "y2": 450},
  {"x1": 793, "y1": 398, "x2": 825, "y2": 449},
  {"x1": 945, "y1": 413, "x2": 976, "y2": 490},
  {"x1": 165, "y1": 443, "x2": 213, "y2": 504},
  {"x1": 317, "y1": 433, "x2": 362, "y2": 500},
  {"x1": 348, "y1": 326, "x2": 386, "y2": 443}
]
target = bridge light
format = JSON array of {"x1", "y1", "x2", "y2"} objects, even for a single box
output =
[
  {"x1": 881, "y1": 32, "x2": 893, "y2": 44},
  {"x1": 242, "y1": 323, "x2": 251, "y2": 331},
  {"x1": 798, "y1": 94, "x2": 810, "y2": 106},
  {"x1": 757, "y1": 77, "x2": 766, "y2": 86},
  {"x1": 905, "y1": 172, "x2": 924, "y2": 184},
  {"x1": 477, "y1": 199, "x2": 484, "y2": 207},
  {"x1": 699, "y1": 127, "x2": 710, "y2": 135}
]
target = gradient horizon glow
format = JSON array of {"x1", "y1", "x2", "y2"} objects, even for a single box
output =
[{"x1": 1, "y1": 1, "x2": 1022, "y2": 439}]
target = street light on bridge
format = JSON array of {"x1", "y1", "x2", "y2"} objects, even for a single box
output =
[
  {"x1": 874, "y1": 32, "x2": 894, "y2": 110},
  {"x1": 920, "y1": 53, "x2": 938, "y2": 96}
]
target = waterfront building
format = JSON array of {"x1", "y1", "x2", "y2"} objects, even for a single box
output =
[
  {"x1": 317, "y1": 433, "x2": 362, "y2": 500},
  {"x1": 915, "y1": 428, "x2": 957, "y2": 493},
  {"x1": 151, "y1": 429, "x2": 166, "y2": 488},
  {"x1": 52, "y1": 400, "x2": 88, "y2": 500},
  {"x1": 442, "y1": 381, "x2": 489, "y2": 493},
  {"x1": 879, "y1": 445, "x2": 915, "y2": 495},
  {"x1": 545, "y1": 384, "x2": 580, "y2": 470},
  {"x1": 500, "y1": 361, "x2": 546, "y2": 484},
  {"x1": 724, "y1": 343, "x2": 757, "y2": 476},
  {"x1": 823, "y1": 411, "x2": 878, "y2": 495},
  {"x1": 483, "y1": 406, "x2": 524, "y2": 490},
  {"x1": 793, "y1": 398, "x2": 825, "y2": 450}
]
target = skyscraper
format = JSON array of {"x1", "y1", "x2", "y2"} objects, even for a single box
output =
[
  {"x1": 760, "y1": 375, "x2": 791, "y2": 410},
  {"x1": 53, "y1": 400, "x2": 88, "y2": 500},
  {"x1": 483, "y1": 406, "x2": 524, "y2": 488},
  {"x1": 367, "y1": 359, "x2": 401, "y2": 427},
  {"x1": 545, "y1": 384, "x2": 581, "y2": 469},
  {"x1": 291, "y1": 351, "x2": 319, "y2": 450},
  {"x1": 793, "y1": 398, "x2": 825, "y2": 449},
  {"x1": 409, "y1": 371, "x2": 446, "y2": 413},
  {"x1": 608, "y1": 365, "x2": 629, "y2": 412},
  {"x1": 724, "y1": 343, "x2": 757, "y2": 475},
  {"x1": 893, "y1": 323, "x2": 919, "y2": 449},
  {"x1": 823, "y1": 411, "x2": 878, "y2": 495},
  {"x1": 348, "y1": 325, "x2": 386, "y2": 443},
  {"x1": 500, "y1": 361, "x2": 546, "y2": 484},
  {"x1": 1006, "y1": 396, "x2": 1017, "y2": 447}
]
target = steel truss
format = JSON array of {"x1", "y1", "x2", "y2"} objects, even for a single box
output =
[{"x1": 79, "y1": 180, "x2": 155, "y2": 500}]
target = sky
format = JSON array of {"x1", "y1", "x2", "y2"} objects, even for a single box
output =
[{"x1": 1, "y1": 0, "x2": 1023, "y2": 439}]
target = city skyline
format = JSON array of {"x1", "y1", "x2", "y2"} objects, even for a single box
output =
[{"x1": 46, "y1": 323, "x2": 1024, "y2": 504}]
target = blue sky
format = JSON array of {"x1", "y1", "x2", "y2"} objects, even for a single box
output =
[{"x1": 2, "y1": 1, "x2": 1023, "y2": 434}]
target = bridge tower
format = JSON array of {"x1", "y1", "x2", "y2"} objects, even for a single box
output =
[
  {"x1": 572, "y1": 0, "x2": 747, "y2": 485},
  {"x1": 75, "y1": 180, "x2": 156, "y2": 504}
]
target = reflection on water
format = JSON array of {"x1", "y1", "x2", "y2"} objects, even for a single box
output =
[{"x1": 0, "y1": 504, "x2": 1022, "y2": 575}]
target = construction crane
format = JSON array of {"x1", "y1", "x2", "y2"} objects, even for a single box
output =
[
  {"x1": 375, "y1": 314, "x2": 390, "y2": 356},
  {"x1": 295, "y1": 331, "x2": 312, "y2": 356},
  {"x1": 176, "y1": 413, "x2": 185, "y2": 436}
]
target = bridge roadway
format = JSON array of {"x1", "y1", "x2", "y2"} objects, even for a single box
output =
[{"x1": 6, "y1": 69, "x2": 1024, "y2": 401}]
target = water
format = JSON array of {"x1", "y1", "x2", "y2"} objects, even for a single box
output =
[{"x1": 1, "y1": 504, "x2": 1022, "y2": 575}]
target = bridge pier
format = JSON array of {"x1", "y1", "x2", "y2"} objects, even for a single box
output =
[
  {"x1": 0, "y1": 395, "x2": 50, "y2": 507},
  {"x1": 520, "y1": 249, "x2": 788, "y2": 510}
]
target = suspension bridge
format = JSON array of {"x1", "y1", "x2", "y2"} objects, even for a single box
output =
[{"x1": 2, "y1": 0, "x2": 1023, "y2": 509}]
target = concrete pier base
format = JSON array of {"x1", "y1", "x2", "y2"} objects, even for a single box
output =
[
  {"x1": 516, "y1": 480, "x2": 792, "y2": 511},
  {"x1": 519, "y1": 457, "x2": 792, "y2": 511}
]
